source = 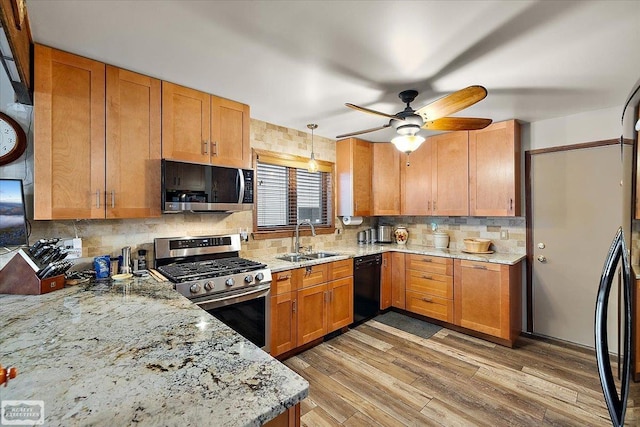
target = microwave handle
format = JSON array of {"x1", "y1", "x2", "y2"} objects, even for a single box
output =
[{"x1": 237, "y1": 169, "x2": 245, "y2": 204}]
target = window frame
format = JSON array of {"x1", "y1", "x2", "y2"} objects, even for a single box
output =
[{"x1": 252, "y1": 149, "x2": 335, "y2": 240}]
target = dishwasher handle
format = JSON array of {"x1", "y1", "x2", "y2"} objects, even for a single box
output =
[{"x1": 354, "y1": 255, "x2": 382, "y2": 269}]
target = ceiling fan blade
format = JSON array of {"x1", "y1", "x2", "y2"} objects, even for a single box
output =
[
  {"x1": 336, "y1": 123, "x2": 391, "y2": 139},
  {"x1": 415, "y1": 85, "x2": 488, "y2": 121},
  {"x1": 345, "y1": 103, "x2": 404, "y2": 121},
  {"x1": 422, "y1": 117, "x2": 493, "y2": 131}
]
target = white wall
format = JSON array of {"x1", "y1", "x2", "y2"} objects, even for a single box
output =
[{"x1": 522, "y1": 104, "x2": 635, "y2": 151}]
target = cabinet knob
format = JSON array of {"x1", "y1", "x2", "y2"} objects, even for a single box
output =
[{"x1": 537, "y1": 255, "x2": 547, "y2": 263}]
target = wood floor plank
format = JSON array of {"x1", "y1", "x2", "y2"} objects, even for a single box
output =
[
  {"x1": 300, "y1": 406, "x2": 341, "y2": 427},
  {"x1": 284, "y1": 315, "x2": 640, "y2": 427},
  {"x1": 300, "y1": 366, "x2": 405, "y2": 427}
]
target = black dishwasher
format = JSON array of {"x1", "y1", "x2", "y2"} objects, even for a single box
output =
[{"x1": 353, "y1": 253, "x2": 382, "y2": 324}]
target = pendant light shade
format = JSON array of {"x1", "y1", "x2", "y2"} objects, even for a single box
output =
[{"x1": 307, "y1": 124, "x2": 318, "y2": 172}]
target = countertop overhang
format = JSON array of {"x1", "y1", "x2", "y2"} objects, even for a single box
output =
[{"x1": 0, "y1": 279, "x2": 308, "y2": 426}]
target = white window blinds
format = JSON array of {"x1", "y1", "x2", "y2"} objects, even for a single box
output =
[{"x1": 256, "y1": 160, "x2": 332, "y2": 230}]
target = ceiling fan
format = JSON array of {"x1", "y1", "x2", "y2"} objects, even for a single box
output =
[{"x1": 336, "y1": 85, "x2": 492, "y2": 154}]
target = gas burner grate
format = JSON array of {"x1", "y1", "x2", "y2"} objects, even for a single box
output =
[{"x1": 157, "y1": 257, "x2": 266, "y2": 283}]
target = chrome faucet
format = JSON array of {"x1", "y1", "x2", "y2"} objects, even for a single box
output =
[{"x1": 295, "y1": 219, "x2": 316, "y2": 254}]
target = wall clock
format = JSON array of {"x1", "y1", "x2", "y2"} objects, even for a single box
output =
[{"x1": 0, "y1": 111, "x2": 26, "y2": 166}]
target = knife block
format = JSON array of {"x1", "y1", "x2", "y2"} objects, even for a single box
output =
[{"x1": 0, "y1": 249, "x2": 65, "y2": 295}]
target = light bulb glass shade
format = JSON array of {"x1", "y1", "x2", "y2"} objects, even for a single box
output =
[
  {"x1": 391, "y1": 134, "x2": 425, "y2": 154},
  {"x1": 308, "y1": 152, "x2": 318, "y2": 172}
]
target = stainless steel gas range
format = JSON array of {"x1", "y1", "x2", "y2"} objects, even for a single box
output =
[{"x1": 154, "y1": 234, "x2": 272, "y2": 352}]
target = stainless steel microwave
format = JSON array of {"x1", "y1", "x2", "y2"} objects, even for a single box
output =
[{"x1": 161, "y1": 160, "x2": 253, "y2": 213}]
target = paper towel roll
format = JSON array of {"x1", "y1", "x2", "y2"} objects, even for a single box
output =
[{"x1": 342, "y1": 216, "x2": 363, "y2": 226}]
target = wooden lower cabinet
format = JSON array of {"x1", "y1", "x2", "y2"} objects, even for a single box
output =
[
  {"x1": 453, "y1": 259, "x2": 522, "y2": 345},
  {"x1": 270, "y1": 270, "x2": 298, "y2": 357},
  {"x1": 297, "y1": 283, "x2": 328, "y2": 345},
  {"x1": 271, "y1": 261, "x2": 353, "y2": 356},
  {"x1": 391, "y1": 252, "x2": 406, "y2": 309},
  {"x1": 380, "y1": 252, "x2": 392, "y2": 309},
  {"x1": 264, "y1": 404, "x2": 301, "y2": 427},
  {"x1": 405, "y1": 254, "x2": 454, "y2": 323}
]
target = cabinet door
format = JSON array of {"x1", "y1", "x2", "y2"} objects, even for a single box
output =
[
  {"x1": 105, "y1": 66, "x2": 161, "y2": 218},
  {"x1": 270, "y1": 292, "x2": 297, "y2": 357},
  {"x1": 297, "y1": 283, "x2": 328, "y2": 345},
  {"x1": 453, "y1": 259, "x2": 521, "y2": 343},
  {"x1": 469, "y1": 120, "x2": 521, "y2": 216},
  {"x1": 210, "y1": 96, "x2": 251, "y2": 169},
  {"x1": 328, "y1": 277, "x2": 353, "y2": 332},
  {"x1": 431, "y1": 131, "x2": 469, "y2": 216},
  {"x1": 401, "y1": 139, "x2": 432, "y2": 215},
  {"x1": 380, "y1": 252, "x2": 392, "y2": 309},
  {"x1": 372, "y1": 143, "x2": 401, "y2": 215},
  {"x1": 336, "y1": 138, "x2": 372, "y2": 216},
  {"x1": 161, "y1": 81, "x2": 210, "y2": 163},
  {"x1": 34, "y1": 45, "x2": 105, "y2": 220},
  {"x1": 300, "y1": 263, "x2": 328, "y2": 288},
  {"x1": 391, "y1": 252, "x2": 406, "y2": 309}
]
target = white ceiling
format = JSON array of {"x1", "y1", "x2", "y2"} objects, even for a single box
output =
[{"x1": 26, "y1": 0, "x2": 640, "y2": 142}]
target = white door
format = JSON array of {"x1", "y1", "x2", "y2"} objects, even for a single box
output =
[{"x1": 531, "y1": 144, "x2": 631, "y2": 348}]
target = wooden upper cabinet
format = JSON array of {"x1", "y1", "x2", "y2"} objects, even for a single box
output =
[
  {"x1": 106, "y1": 66, "x2": 161, "y2": 218},
  {"x1": 469, "y1": 120, "x2": 521, "y2": 216},
  {"x1": 211, "y1": 95, "x2": 251, "y2": 168},
  {"x1": 372, "y1": 143, "x2": 401, "y2": 215},
  {"x1": 162, "y1": 82, "x2": 251, "y2": 168},
  {"x1": 401, "y1": 139, "x2": 432, "y2": 215},
  {"x1": 34, "y1": 44, "x2": 106, "y2": 220},
  {"x1": 161, "y1": 81, "x2": 210, "y2": 164},
  {"x1": 336, "y1": 138, "x2": 372, "y2": 216},
  {"x1": 431, "y1": 131, "x2": 469, "y2": 216},
  {"x1": 0, "y1": 0, "x2": 32, "y2": 103}
]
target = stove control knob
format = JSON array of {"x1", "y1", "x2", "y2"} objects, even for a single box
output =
[
  {"x1": 190, "y1": 284, "x2": 201, "y2": 294},
  {"x1": 244, "y1": 275, "x2": 253, "y2": 283},
  {"x1": 204, "y1": 281, "x2": 214, "y2": 291},
  {"x1": 225, "y1": 278, "x2": 235, "y2": 287},
  {"x1": 255, "y1": 273, "x2": 264, "y2": 282}
]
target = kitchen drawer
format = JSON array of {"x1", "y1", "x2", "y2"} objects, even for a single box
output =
[
  {"x1": 272, "y1": 269, "x2": 298, "y2": 295},
  {"x1": 406, "y1": 290, "x2": 454, "y2": 323},
  {"x1": 407, "y1": 254, "x2": 453, "y2": 276},
  {"x1": 301, "y1": 263, "x2": 328, "y2": 288},
  {"x1": 406, "y1": 269, "x2": 453, "y2": 299},
  {"x1": 458, "y1": 259, "x2": 501, "y2": 272},
  {"x1": 329, "y1": 259, "x2": 353, "y2": 280}
]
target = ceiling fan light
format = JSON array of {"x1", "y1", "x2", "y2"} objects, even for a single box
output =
[{"x1": 391, "y1": 134, "x2": 425, "y2": 154}]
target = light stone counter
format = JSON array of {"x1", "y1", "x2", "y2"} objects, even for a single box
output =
[
  {"x1": 0, "y1": 278, "x2": 308, "y2": 426},
  {"x1": 254, "y1": 243, "x2": 525, "y2": 273}
]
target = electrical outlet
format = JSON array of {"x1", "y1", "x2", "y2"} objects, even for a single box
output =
[{"x1": 500, "y1": 230, "x2": 509, "y2": 240}]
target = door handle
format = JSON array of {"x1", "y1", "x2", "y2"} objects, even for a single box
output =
[{"x1": 537, "y1": 255, "x2": 547, "y2": 263}]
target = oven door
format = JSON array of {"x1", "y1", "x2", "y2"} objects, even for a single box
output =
[{"x1": 195, "y1": 283, "x2": 271, "y2": 353}]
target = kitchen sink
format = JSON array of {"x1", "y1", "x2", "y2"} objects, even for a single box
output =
[
  {"x1": 303, "y1": 252, "x2": 339, "y2": 259},
  {"x1": 276, "y1": 254, "x2": 311, "y2": 262},
  {"x1": 276, "y1": 252, "x2": 339, "y2": 262}
]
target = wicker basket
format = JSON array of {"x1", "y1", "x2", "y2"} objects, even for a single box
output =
[{"x1": 463, "y1": 238, "x2": 492, "y2": 252}]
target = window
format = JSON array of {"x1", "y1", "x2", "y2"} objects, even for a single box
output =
[{"x1": 254, "y1": 150, "x2": 334, "y2": 236}]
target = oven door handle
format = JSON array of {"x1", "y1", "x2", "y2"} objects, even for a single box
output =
[{"x1": 196, "y1": 284, "x2": 270, "y2": 306}]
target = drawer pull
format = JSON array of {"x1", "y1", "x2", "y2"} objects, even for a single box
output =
[
  {"x1": 421, "y1": 297, "x2": 433, "y2": 303},
  {"x1": 421, "y1": 275, "x2": 433, "y2": 280},
  {"x1": 277, "y1": 275, "x2": 291, "y2": 281},
  {"x1": 422, "y1": 258, "x2": 433, "y2": 263},
  {"x1": 472, "y1": 265, "x2": 488, "y2": 270}
]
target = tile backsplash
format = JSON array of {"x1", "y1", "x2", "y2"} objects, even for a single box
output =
[{"x1": 0, "y1": 117, "x2": 526, "y2": 269}]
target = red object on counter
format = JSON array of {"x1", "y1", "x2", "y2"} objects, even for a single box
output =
[{"x1": 0, "y1": 364, "x2": 18, "y2": 387}]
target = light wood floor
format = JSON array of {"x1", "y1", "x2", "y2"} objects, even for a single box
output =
[{"x1": 284, "y1": 318, "x2": 640, "y2": 426}]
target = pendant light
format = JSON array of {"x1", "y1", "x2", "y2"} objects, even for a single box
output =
[{"x1": 307, "y1": 123, "x2": 318, "y2": 173}]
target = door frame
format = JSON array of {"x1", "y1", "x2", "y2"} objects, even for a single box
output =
[{"x1": 524, "y1": 138, "x2": 633, "y2": 333}]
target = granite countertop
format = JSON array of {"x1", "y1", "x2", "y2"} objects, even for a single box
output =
[
  {"x1": 257, "y1": 243, "x2": 526, "y2": 273},
  {"x1": 0, "y1": 278, "x2": 308, "y2": 427}
]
